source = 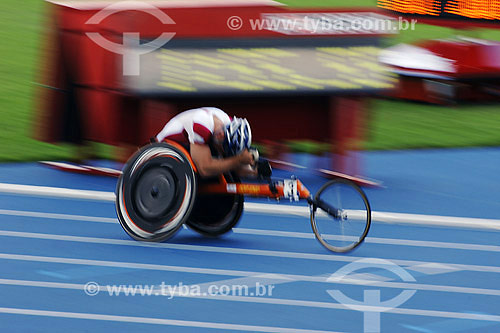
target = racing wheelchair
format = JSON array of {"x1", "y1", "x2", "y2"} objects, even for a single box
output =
[{"x1": 115, "y1": 141, "x2": 372, "y2": 253}]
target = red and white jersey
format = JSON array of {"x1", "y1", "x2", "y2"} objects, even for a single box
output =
[{"x1": 156, "y1": 107, "x2": 231, "y2": 146}]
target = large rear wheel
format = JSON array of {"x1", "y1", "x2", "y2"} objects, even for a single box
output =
[{"x1": 116, "y1": 143, "x2": 197, "y2": 242}]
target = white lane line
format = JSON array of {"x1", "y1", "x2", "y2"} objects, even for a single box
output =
[
  {"x1": 245, "y1": 203, "x2": 500, "y2": 230},
  {"x1": 0, "y1": 183, "x2": 115, "y2": 202},
  {"x1": 1, "y1": 182, "x2": 500, "y2": 230},
  {"x1": 371, "y1": 211, "x2": 500, "y2": 231},
  {"x1": 1, "y1": 230, "x2": 500, "y2": 274},
  {"x1": 2, "y1": 209, "x2": 500, "y2": 253},
  {"x1": 233, "y1": 228, "x2": 500, "y2": 253},
  {"x1": 0, "y1": 209, "x2": 116, "y2": 224},
  {"x1": 0, "y1": 251, "x2": 500, "y2": 296},
  {"x1": 0, "y1": 306, "x2": 339, "y2": 333},
  {"x1": 0, "y1": 280, "x2": 499, "y2": 323}
]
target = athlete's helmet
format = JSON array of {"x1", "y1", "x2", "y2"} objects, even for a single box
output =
[{"x1": 224, "y1": 117, "x2": 252, "y2": 156}]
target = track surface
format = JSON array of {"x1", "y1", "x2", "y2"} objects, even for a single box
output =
[{"x1": 0, "y1": 148, "x2": 499, "y2": 332}]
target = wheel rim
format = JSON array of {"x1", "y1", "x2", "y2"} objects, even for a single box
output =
[{"x1": 311, "y1": 180, "x2": 371, "y2": 253}]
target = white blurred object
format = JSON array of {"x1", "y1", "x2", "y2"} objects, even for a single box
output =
[
  {"x1": 379, "y1": 44, "x2": 456, "y2": 73},
  {"x1": 47, "y1": 0, "x2": 284, "y2": 10},
  {"x1": 250, "y1": 148, "x2": 259, "y2": 162}
]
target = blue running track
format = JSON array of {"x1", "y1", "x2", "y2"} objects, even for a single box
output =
[{"x1": 0, "y1": 148, "x2": 498, "y2": 332}]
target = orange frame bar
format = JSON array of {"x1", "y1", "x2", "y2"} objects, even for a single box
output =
[{"x1": 198, "y1": 175, "x2": 311, "y2": 200}]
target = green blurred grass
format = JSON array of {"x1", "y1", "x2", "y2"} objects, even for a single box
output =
[
  {"x1": 0, "y1": 0, "x2": 76, "y2": 162},
  {"x1": 365, "y1": 100, "x2": 500, "y2": 151},
  {"x1": 0, "y1": 0, "x2": 499, "y2": 162}
]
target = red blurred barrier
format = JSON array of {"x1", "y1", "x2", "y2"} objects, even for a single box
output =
[{"x1": 36, "y1": 0, "x2": 395, "y2": 175}]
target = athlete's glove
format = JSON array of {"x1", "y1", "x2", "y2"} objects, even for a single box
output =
[
  {"x1": 256, "y1": 159, "x2": 272, "y2": 179},
  {"x1": 248, "y1": 147, "x2": 272, "y2": 179}
]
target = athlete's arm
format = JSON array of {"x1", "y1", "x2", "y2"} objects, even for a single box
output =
[
  {"x1": 236, "y1": 164, "x2": 259, "y2": 178},
  {"x1": 190, "y1": 144, "x2": 254, "y2": 177}
]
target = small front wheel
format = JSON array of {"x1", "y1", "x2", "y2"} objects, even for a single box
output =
[{"x1": 310, "y1": 179, "x2": 371, "y2": 253}]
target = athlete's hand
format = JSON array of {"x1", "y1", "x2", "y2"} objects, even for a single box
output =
[{"x1": 238, "y1": 150, "x2": 255, "y2": 166}]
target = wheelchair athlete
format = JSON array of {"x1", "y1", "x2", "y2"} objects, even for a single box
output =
[{"x1": 156, "y1": 107, "x2": 268, "y2": 178}]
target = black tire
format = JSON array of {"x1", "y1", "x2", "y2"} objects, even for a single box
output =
[
  {"x1": 116, "y1": 143, "x2": 197, "y2": 242},
  {"x1": 310, "y1": 179, "x2": 371, "y2": 253},
  {"x1": 186, "y1": 173, "x2": 244, "y2": 237}
]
